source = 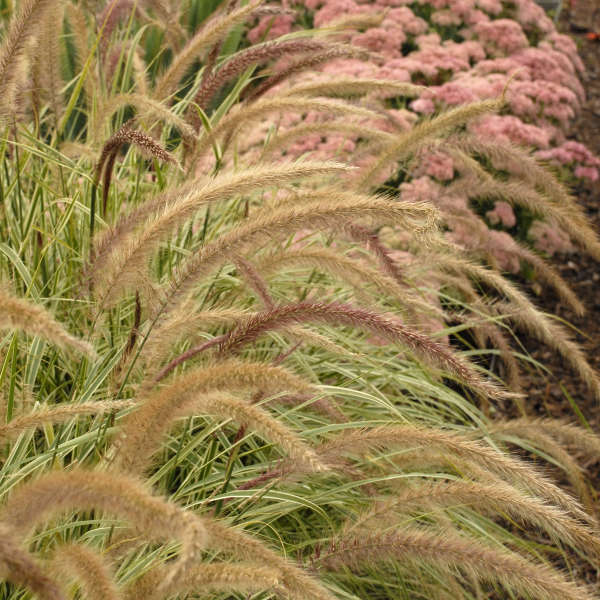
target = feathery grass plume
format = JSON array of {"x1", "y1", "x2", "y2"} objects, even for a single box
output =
[
  {"x1": 126, "y1": 562, "x2": 281, "y2": 600},
  {"x1": 195, "y1": 97, "x2": 388, "y2": 163},
  {"x1": 437, "y1": 272, "x2": 480, "y2": 305},
  {"x1": 492, "y1": 418, "x2": 600, "y2": 462},
  {"x1": 317, "y1": 526, "x2": 596, "y2": 600},
  {"x1": 0, "y1": 469, "x2": 208, "y2": 590},
  {"x1": 150, "y1": 194, "x2": 437, "y2": 329},
  {"x1": 96, "y1": 0, "x2": 143, "y2": 56},
  {"x1": 142, "y1": 0, "x2": 186, "y2": 51},
  {"x1": 491, "y1": 427, "x2": 592, "y2": 510},
  {"x1": 112, "y1": 359, "x2": 318, "y2": 474},
  {"x1": 233, "y1": 254, "x2": 275, "y2": 309},
  {"x1": 0, "y1": 524, "x2": 64, "y2": 600},
  {"x1": 260, "y1": 120, "x2": 394, "y2": 159},
  {"x1": 141, "y1": 308, "x2": 353, "y2": 375},
  {"x1": 356, "y1": 97, "x2": 504, "y2": 189},
  {"x1": 243, "y1": 44, "x2": 375, "y2": 103},
  {"x1": 87, "y1": 179, "x2": 198, "y2": 286},
  {"x1": 139, "y1": 305, "x2": 252, "y2": 366},
  {"x1": 436, "y1": 255, "x2": 600, "y2": 401},
  {"x1": 152, "y1": 325, "x2": 357, "y2": 383},
  {"x1": 236, "y1": 254, "x2": 356, "y2": 354},
  {"x1": 396, "y1": 443, "x2": 589, "y2": 519},
  {"x1": 344, "y1": 223, "x2": 406, "y2": 285},
  {"x1": 0, "y1": 0, "x2": 57, "y2": 120},
  {"x1": 0, "y1": 288, "x2": 95, "y2": 357},
  {"x1": 275, "y1": 389, "x2": 349, "y2": 423},
  {"x1": 30, "y1": 0, "x2": 64, "y2": 121},
  {"x1": 325, "y1": 11, "x2": 386, "y2": 30},
  {"x1": 505, "y1": 241, "x2": 585, "y2": 316},
  {"x1": 454, "y1": 135, "x2": 592, "y2": 228},
  {"x1": 434, "y1": 301, "x2": 522, "y2": 404},
  {"x1": 66, "y1": 2, "x2": 99, "y2": 117},
  {"x1": 402, "y1": 447, "x2": 524, "y2": 484},
  {"x1": 95, "y1": 162, "x2": 350, "y2": 307},
  {"x1": 0, "y1": 400, "x2": 134, "y2": 442},
  {"x1": 468, "y1": 312, "x2": 523, "y2": 395},
  {"x1": 94, "y1": 125, "x2": 180, "y2": 214},
  {"x1": 438, "y1": 204, "x2": 585, "y2": 316},
  {"x1": 236, "y1": 441, "x2": 543, "y2": 499},
  {"x1": 94, "y1": 93, "x2": 197, "y2": 149},
  {"x1": 252, "y1": 5, "x2": 296, "y2": 17},
  {"x1": 233, "y1": 440, "x2": 495, "y2": 498},
  {"x1": 130, "y1": 46, "x2": 150, "y2": 98},
  {"x1": 449, "y1": 151, "x2": 600, "y2": 261},
  {"x1": 197, "y1": 25, "x2": 227, "y2": 100},
  {"x1": 212, "y1": 302, "x2": 506, "y2": 399},
  {"x1": 203, "y1": 519, "x2": 340, "y2": 600},
  {"x1": 123, "y1": 290, "x2": 142, "y2": 359},
  {"x1": 231, "y1": 254, "x2": 356, "y2": 354},
  {"x1": 319, "y1": 425, "x2": 591, "y2": 523},
  {"x1": 254, "y1": 246, "x2": 418, "y2": 309},
  {"x1": 149, "y1": 192, "x2": 430, "y2": 363},
  {"x1": 283, "y1": 78, "x2": 425, "y2": 100},
  {"x1": 168, "y1": 389, "x2": 325, "y2": 470},
  {"x1": 153, "y1": 0, "x2": 263, "y2": 101},
  {"x1": 488, "y1": 420, "x2": 600, "y2": 504},
  {"x1": 234, "y1": 462, "x2": 299, "y2": 492},
  {"x1": 50, "y1": 543, "x2": 120, "y2": 600},
  {"x1": 348, "y1": 480, "x2": 600, "y2": 558},
  {"x1": 191, "y1": 38, "x2": 331, "y2": 115}
]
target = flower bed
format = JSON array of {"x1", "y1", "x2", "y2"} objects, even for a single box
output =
[{"x1": 248, "y1": 0, "x2": 599, "y2": 261}]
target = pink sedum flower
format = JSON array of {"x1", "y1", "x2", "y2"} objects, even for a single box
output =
[
  {"x1": 574, "y1": 166, "x2": 599, "y2": 182},
  {"x1": 486, "y1": 201, "x2": 517, "y2": 228},
  {"x1": 414, "y1": 150, "x2": 455, "y2": 181},
  {"x1": 513, "y1": 0, "x2": 554, "y2": 33},
  {"x1": 476, "y1": 0, "x2": 502, "y2": 15},
  {"x1": 248, "y1": 14, "x2": 295, "y2": 44},
  {"x1": 536, "y1": 141, "x2": 600, "y2": 181},
  {"x1": 529, "y1": 222, "x2": 575, "y2": 256},
  {"x1": 282, "y1": 0, "x2": 593, "y2": 264},
  {"x1": 470, "y1": 115, "x2": 552, "y2": 148},
  {"x1": 474, "y1": 19, "x2": 529, "y2": 56},
  {"x1": 487, "y1": 230, "x2": 522, "y2": 272},
  {"x1": 352, "y1": 27, "x2": 406, "y2": 57}
]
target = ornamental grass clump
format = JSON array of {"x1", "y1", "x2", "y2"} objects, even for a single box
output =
[{"x1": 1, "y1": 1, "x2": 600, "y2": 599}]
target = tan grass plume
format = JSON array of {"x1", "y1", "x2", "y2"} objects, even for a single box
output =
[
  {"x1": 0, "y1": 469, "x2": 208, "y2": 590},
  {"x1": 50, "y1": 543, "x2": 120, "y2": 600},
  {"x1": 149, "y1": 193, "x2": 437, "y2": 330},
  {"x1": 112, "y1": 359, "x2": 318, "y2": 474},
  {"x1": 0, "y1": 524, "x2": 64, "y2": 600},
  {"x1": 0, "y1": 288, "x2": 95, "y2": 358},
  {"x1": 318, "y1": 526, "x2": 595, "y2": 600}
]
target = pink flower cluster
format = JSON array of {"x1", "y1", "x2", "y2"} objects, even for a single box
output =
[
  {"x1": 536, "y1": 141, "x2": 600, "y2": 182},
  {"x1": 470, "y1": 115, "x2": 552, "y2": 148},
  {"x1": 245, "y1": 0, "x2": 597, "y2": 260},
  {"x1": 248, "y1": 13, "x2": 296, "y2": 43},
  {"x1": 275, "y1": 0, "x2": 596, "y2": 172},
  {"x1": 400, "y1": 176, "x2": 524, "y2": 271},
  {"x1": 486, "y1": 201, "x2": 517, "y2": 228},
  {"x1": 529, "y1": 221, "x2": 575, "y2": 255},
  {"x1": 413, "y1": 149, "x2": 455, "y2": 181},
  {"x1": 473, "y1": 19, "x2": 529, "y2": 55}
]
